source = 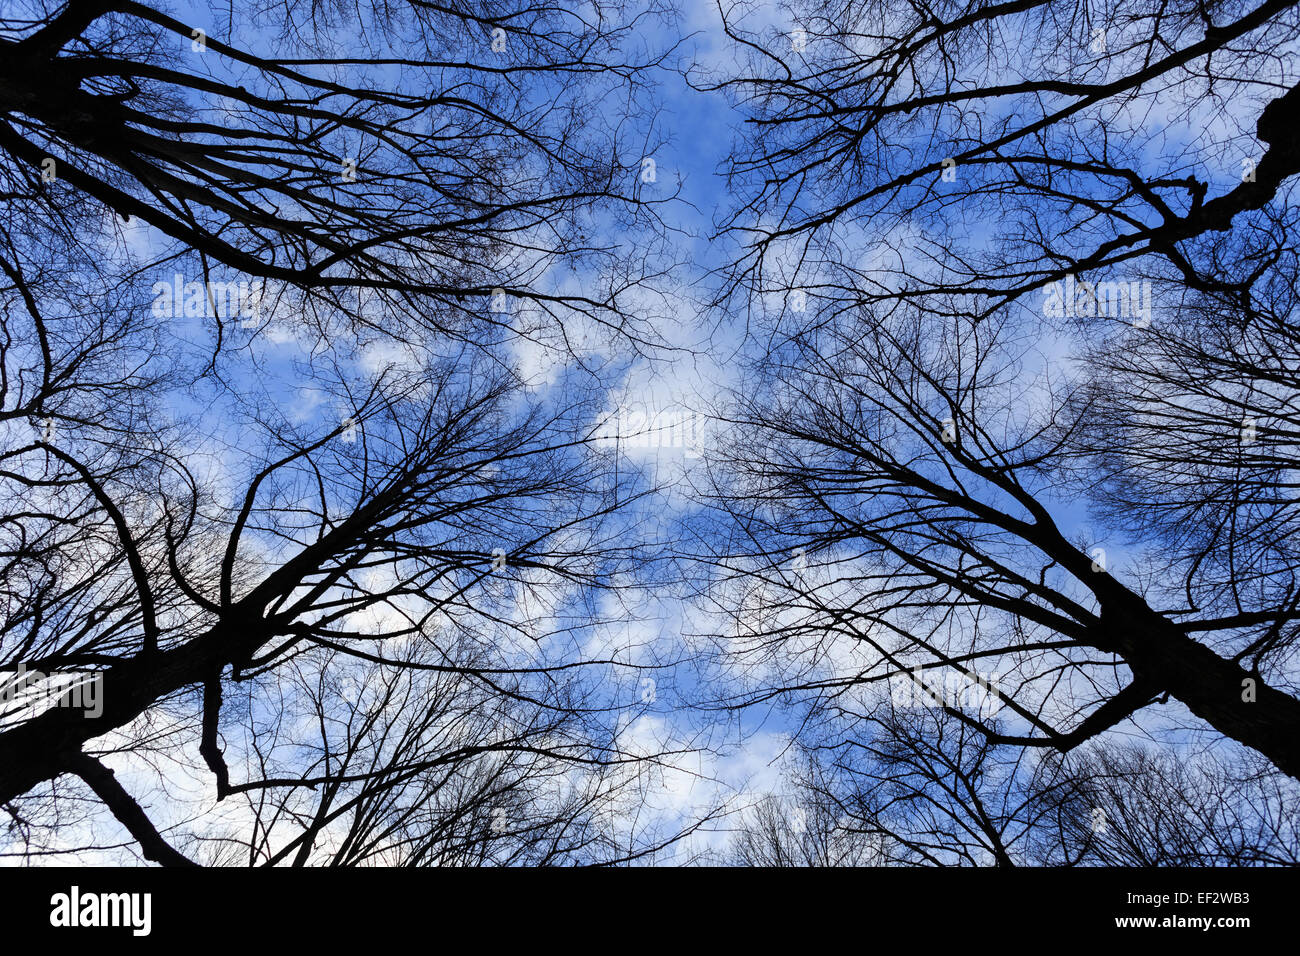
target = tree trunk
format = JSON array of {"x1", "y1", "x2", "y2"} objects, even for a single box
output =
[{"x1": 1101, "y1": 597, "x2": 1300, "y2": 781}]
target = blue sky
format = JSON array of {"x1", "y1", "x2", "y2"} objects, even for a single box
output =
[{"x1": 6, "y1": 0, "x2": 1294, "y2": 864}]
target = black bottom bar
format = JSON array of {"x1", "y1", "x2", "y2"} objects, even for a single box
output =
[{"x1": 0, "y1": 866, "x2": 1291, "y2": 944}]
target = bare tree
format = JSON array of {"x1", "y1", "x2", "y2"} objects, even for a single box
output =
[
  {"x1": 1, "y1": 346, "x2": 697, "y2": 862},
  {"x1": 1028, "y1": 743, "x2": 1300, "y2": 866},
  {"x1": 720, "y1": 707, "x2": 1300, "y2": 866},
  {"x1": 1, "y1": 0, "x2": 680, "y2": 354},
  {"x1": 0, "y1": 0, "x2": 694, "y2": 865},
  {"x1": 723, "y1": 754, "x2": 891, "y2": 866},
  {"x1": 701, "y1": 0, "x2": 1300, "y2": 327},
  {"x1": 695, "y1": 0, "x2": 1300, "y2": 786}
]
